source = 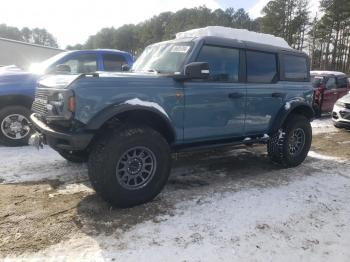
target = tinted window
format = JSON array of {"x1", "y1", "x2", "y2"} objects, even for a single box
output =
[
  {"x1": 337, "y1": 77, "x2": 348, "y2": 88},
  {"x1": 284, "y1": 55, "x2": 308, "y2": 80},
  {"x1": 326, "y1": 77, "x2": 336, "y2": 90},
  {"x1": 103, "y1": 54, "x2": 127, "y2": 71},
  {"x1": 246, "y1": 51, "x2": 277, "y2": 83},
  {"x1": 59, "y1": 54, "x2": 97, "y2": 74},
  {"x1": 311, "y1": 76, "x2": 324, "y2": 88},
  {"x1": 196, "y1": 45, "x2": 239, "y2": 82}
]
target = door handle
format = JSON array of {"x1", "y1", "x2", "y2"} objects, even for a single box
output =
[
  {"x1": 228, "y1": 92, "x2": 244, "y2": 99},
  {"x1": 271, "y1": 92, "x2": 286, "y2": 98}
]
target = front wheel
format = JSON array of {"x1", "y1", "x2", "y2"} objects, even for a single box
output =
[
  {"x1": 0, "y1": 106, "x2": 32, "y2": 147},
  {"x1": 88, "y1": 125, "x2": 171, "y2": 208},
  {"x1": 267, "y1": 114, "x2": 312, "y2": 167}
]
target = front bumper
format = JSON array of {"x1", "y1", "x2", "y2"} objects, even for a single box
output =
[
  {"x1": 30, "y1": 113, "x2": 93, "y2": 151},
  {"x1": 332, "y1": 105, "x2": 350, "y2": 128}
]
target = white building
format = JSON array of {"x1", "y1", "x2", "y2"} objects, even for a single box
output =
[{"x1": 0, "y1": 37, "x2": 63, "y2": 70}]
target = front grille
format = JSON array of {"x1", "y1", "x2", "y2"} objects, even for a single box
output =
[
  {"x1": 32, "y1": 89, "x2": 49, "y2": 116},
  {"x1": 340, "y1": 111, "x2": 350, "y2": 120}
]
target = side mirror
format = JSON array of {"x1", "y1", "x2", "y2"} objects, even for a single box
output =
[
  {"x1": 184, "y1": 62, "x2": 210, "y2": 79},
  {"x1": 55, "y1": 64, "x2": 71, "y2": 74},
  {"x1": 121, "y1": 64, "x2": 130, "y2": 72}
]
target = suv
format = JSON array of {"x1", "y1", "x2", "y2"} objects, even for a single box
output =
[
  {"x1": 310, "y1": 71, "x2": 349, "y2": 117},
  {"x1": 30, "y1": 27, "x2": 314, "y2": 207},
  {"x1": 0, "y1": 49, "x2": 133, "y2": 146}
]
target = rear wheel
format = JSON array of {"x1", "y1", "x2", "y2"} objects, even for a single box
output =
[
  {"x1": 267, "y1": 114, "x2": 312, "y2": 167},
  {"x1": 88, "y1": 125, "x2": 171, "y2": 208},
  {"x1": 0, "y1": 106, "x2": 32, "y2": 147}
]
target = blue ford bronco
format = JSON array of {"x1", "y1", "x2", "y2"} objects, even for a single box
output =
[
  {"x1": 0, "y1": 49, "x2": 133, "y2": 146},
  {"x1": 30, "y1": 27, "x2": 314, "y2": 207}
]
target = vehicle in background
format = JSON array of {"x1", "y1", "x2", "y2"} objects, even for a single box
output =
[
  {"x1": 332, "y1": 92, "x2": 350, "y2": 129},
  {"x1": 310, "y1": 70, "x2": 350, "y2": 117},
  {"x1": 0, "y1": 49, "x2": 133, "y2": 146},
  {"x1": 30, "y1": 26, "x2": 314, "y2": 207}
]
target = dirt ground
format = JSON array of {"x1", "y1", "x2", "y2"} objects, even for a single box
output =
[{"x1": 0, "y1": 118, "x2": 349, "y2": 261}]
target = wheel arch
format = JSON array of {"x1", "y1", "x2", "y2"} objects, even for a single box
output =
[
  {"x1": 0, "y1": 94, "x2": 34, "y2": 110},
  {"x1": 269, "y1": 102, "x2": 314, "y2": 134},
  {"x1": 87, "y1": 104, "x2": 176, "y2": 144}
]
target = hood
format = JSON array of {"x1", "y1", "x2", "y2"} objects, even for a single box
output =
[
  {"x1": 338, "y1": 93, "x2": 350, "y2": 103},
  {"x1": 0, "y1": 69, "x2": 38, "y2": 89}
]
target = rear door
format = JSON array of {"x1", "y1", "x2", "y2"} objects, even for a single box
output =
[
  {"x1": 183, "y1": 44, "x2": 246, "y2": 142},
  {"x1": 336, "y1": 76, "x2": 349, "y2": 99},
  {"x1": 321, "y1": 77, "x2": 338, "y2": 112},
  {"x1": 244, "y1": 50, "x2": 283, "y2": 135}
]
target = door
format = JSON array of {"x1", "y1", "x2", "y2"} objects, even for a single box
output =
[
  {"x1": 245, "y1": 50, "x2": 283, "y2": 135},
  {"x1": 336, "y1": 76, "x2": 349, "y2": 99},
  {"x1": 183, "y1": 45, "x2": 246, "y2": 142},
  {"x1": 321, "y1": 77, "x2": 338, "y2": 112}
]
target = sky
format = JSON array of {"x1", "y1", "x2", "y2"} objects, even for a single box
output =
[{"x1": 0, "y1": 0, "x2": 320, "y2": 48}]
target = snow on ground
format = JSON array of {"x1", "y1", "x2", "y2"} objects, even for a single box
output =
[
  {"x1": 1, "y1": 116, "x2": 350, "y2": 261},
  {"x1": 311, "y1": 117, "x2": 338, "y2": 134},
  {"x1": 0, "y1": 146, "x2": 87, "y2": 184}
]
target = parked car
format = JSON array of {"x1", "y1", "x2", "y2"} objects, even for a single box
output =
[
  {"x1": 0, "y1": 49, "x2": 133, "y2": 146},
  {"x1": 310, "y1": 70, "x2": 350, "y2": 117},
  {"x1": 30, "y1": 27, "x2": 314, "y2": 207},
  {"x1": 332, "y1": 92, "x2": 350, "y2": 129}
]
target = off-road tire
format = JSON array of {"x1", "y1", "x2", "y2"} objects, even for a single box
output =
[
  {"x1": 57, "y1": 149, "x2": 89, "y2": 163},
  {"x1": 0, "y1": 106, "x2": 32, "y2": 147},
  {"x1": 267, "y1": 114, "x2": 312, "y2": 167},
  {"x1": 88, "y1": 125, "x2": 171, "y2": 208}
]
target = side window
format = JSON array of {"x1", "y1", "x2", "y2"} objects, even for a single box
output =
[
  {"x1": 103, "y1": 54, "x2": 127, "y2": 71},
  {"x1": 60, "y1": 54, "x2": 97, "y2": 74},
  {"x1": 196, "y1": 45, "x2": 239, "y2": 82},
  {"x1": 284, "y1": 55, "x2": 308, "y2": 80},
  {"x1": 326, "y1": 77, "x2": 336, "y2": 90},
  {"x1": 246, "y1": 51, "x2": 277, "y2": 83},
  {"x1": 337, "y1": 77, "x2": 347, "y2": 88}
]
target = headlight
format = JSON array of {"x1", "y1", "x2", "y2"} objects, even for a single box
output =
[{"x1": 335, "y1": 101, "x2": 346, "y2": 108}]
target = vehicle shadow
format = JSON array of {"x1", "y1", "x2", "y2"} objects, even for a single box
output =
[{"x1": 73, "y1": 145, "x2": 323, "y2": 257}]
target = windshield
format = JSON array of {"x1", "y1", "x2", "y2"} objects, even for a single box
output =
[
  {"x1": 28, "y1": 51, "x2": 69, "y2": 74},
  {"x1": 132, "y1": 41, "x2": 193, "y2": 74}
]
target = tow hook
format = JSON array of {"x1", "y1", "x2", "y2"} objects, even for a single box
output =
[{"x1": 29, "y1": 133, "x2": 44, "y2": 150}]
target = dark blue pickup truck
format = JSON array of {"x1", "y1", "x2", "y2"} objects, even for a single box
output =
[
  {"x1": 0, "y1": 49, "x2": 133, "y2": 146},
  {"x1": 30, "y1": 27, "x2": 314, "y2": 207}
]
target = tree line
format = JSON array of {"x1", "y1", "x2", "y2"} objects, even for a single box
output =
[
  {"x1": 1, "y1": 0, "x2": 350, "y2": 73},
  {"x1": 0, "y1": 24, "x2": 58, "y2": 48}
]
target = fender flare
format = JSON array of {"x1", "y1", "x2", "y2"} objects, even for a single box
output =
[
  {"x1": 85, "y1": 101, "x2": 176, "y2": 140},
  {"x1": 268, "y1": 101, "x2": 314, "y2": 134}
]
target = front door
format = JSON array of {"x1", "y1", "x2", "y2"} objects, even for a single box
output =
[{"x1": 183, "y1": 44, "x2": 246, "y2": 142}]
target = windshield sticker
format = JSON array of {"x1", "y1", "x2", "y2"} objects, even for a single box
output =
[{"x1": 171, "y1": 45, "x2": 190, "y2": 53}]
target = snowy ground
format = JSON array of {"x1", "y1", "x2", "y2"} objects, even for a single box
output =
[{"x1": 1, "y1": 117, "x2": 350, "y2": 261}]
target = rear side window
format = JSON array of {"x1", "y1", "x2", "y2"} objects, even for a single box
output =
[
  {"x1": 196, "y1": 45, "x2": 239, "y2": 82},
  {"x1": 337, "y1": 77, "x2": 348, "y2": 88},
  {"x1": 103, "y1": 54, "x2": 127, "y2": 71},
  {"x1": 284, "y1": 55, "x2": 308, "y2": 80},
  {"x1": 246, "y1": 51, "x2": 277, "y2": 83},
  {"x1": 59, "y1": 54, "x2": 97, "y2": 74}
]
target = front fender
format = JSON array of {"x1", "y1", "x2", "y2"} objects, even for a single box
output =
[
  {"x1": 268, "y1": 100, "x2": 314, "y2": 134},
  {"x1": 85, "y1": 98, "x2": 172, "y2": 130}
]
